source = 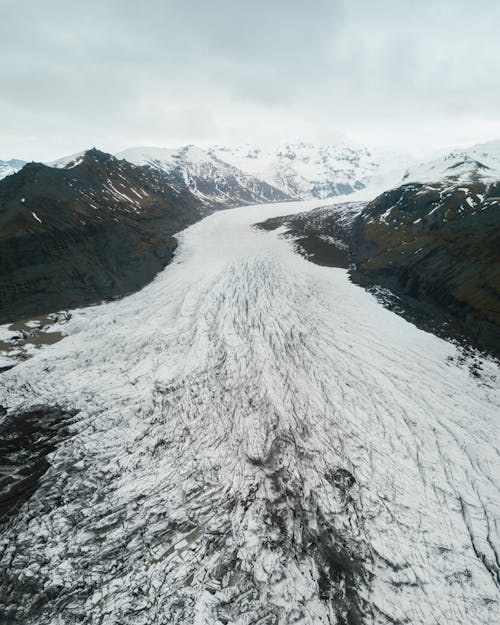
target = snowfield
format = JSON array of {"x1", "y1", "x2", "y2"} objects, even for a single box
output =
[{"x1": 1, "y1": 199, "x2": 499, "y2": 624}]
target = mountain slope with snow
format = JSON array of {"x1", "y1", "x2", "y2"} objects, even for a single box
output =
[
  {"x1": 0, "y1": 159, "x2": 26, "y2": 181},
  {"x1": 208, "y1": 142, "x2": 378, "y2": 198},
  {"x1": 0, "y1": 149, "x2": 204, "y2": 323},
  {"x1": 257, "y1": 178, "x2": 500, "y2": 356},
  {"x1": 401, "y1": 139, "x2": 500, "y2": 184},
  {"x1": 117, "y1": 141, "x2": 418, "y2": 202},
  {"x1": 0, "y1": 199, "x2": 498, "y2": 624},
  {"x1": 351, "y1": 181, "x2": 500, "y2": 355},
  {"x1": 116, "y1": 145, "x2": 292, "y2": 207}
]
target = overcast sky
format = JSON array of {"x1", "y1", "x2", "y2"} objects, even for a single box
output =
[{"x1": 1, "y1": 0, "x2": 499, "y2": 160}]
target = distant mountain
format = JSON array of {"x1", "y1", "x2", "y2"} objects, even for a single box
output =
[
  {"x1": 117, "y1": 141, "x2": 418, "y2": 202},
  {"x1": 208, "y1": 141, "x2": 379, "y2": 199},
  {"x1": 401, "y1": 140, "x2": 500, "y2": 184},
  {"x1": 0, "y1": 149, "x2": 204, "y2": 323},
  {"x1": 116, "y1": 145, "x2": 292, "y2": 207},
  {"x1": 0, "y1": 159, "x2": 26, "y2": 180}
]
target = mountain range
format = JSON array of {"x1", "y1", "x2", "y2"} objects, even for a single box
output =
[
  {"x1": 3, "y1": 138, "x2": 500, "y2": 200},
  {"x1": 1, "y1": 139, "x2": 499, "y2": 353},
  {"x1": 0, "y1": 137, "x2": 499, "y2": 624}
]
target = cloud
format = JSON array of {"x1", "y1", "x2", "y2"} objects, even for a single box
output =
[{"x1": 0, "y1": 0, "x2": 499, "y2": 159}]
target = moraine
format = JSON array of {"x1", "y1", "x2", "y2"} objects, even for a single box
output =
[{"x1": 0, "y1": 198, "x2": 498, "y2": 624}]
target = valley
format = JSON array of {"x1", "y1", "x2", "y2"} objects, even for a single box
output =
[{"x1": 0, "y1": 198, "x2": 498, "y2": 624}]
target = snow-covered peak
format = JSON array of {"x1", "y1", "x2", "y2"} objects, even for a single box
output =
[
  {"x1": 116, "y1": 145, "x2": 292, "y2": 207},
  {"x1": 48, "y1": 150, "x2": 87, "y2": 169},
  {"x1": 117, "y1": 145, "x2": 235, "y2": 176},
  {"x1": 118, "y1": 140, "x2": 407, "y2": 202},
  {"x1": 401, "y1": 139, "x2": 500, "y2": 185},
  {"x1": 115, "y1": 146, "x2": 178, "y2": 169},
  {"x1": 0, "y1": 158, "x2": 26, "y2": 181},
  {"x1": 207, "y1": 141, "x2": 380, "y2": 199}
]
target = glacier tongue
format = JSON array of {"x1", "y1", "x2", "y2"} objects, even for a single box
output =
[{"x1": 0, "y1": 200, "x2": 498, "y2": 624}]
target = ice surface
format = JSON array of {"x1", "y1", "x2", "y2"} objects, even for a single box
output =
[{"x1": 0, "y1": 197, "x2": 498, "y2": 624}]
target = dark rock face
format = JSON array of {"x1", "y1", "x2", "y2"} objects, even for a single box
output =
[
  {"x1": 257, "y1": 203, "x2": 364, "y2": 269},
  {"x1": 351, "y1": 182, "x2": 500, "y2": 356},
  {"x1": 258, "y1": 184, "x2": 500, "y2": 357},
  {"x1": 0, "y1": 150, "x2": 204, "y2": 323},
  {"x1": 158, "y1": 146, "x2": 294, "y2": 207}
]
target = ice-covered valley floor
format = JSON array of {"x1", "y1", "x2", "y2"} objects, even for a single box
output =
[{"x1": 0, "y1": 199, "x2": 499, "y2": 625}]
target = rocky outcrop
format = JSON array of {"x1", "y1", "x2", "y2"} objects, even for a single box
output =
[
  {"x1": 0, "y1": 149, "x2": 204, "y2": 323},
  {"x1": 257, "y1": 183, "x2": 500, "y2": 356},
  {"x1": 351, "y1": 182, "x2": 500, "y2": 356},
  {"x1": 257, "y1": 202, "x2": 364, "y2": 268}
]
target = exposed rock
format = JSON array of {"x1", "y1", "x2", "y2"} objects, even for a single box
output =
[
  {"x1": 256, "y1": 202, "x2": 364, "y2": 268},
  {"x1": 0, "y1": 149, "x2": 204, "y2": 323},
  {"x1": 257, "y1": 184, "x2": 500, "y2": 357},
  {"x1": 351, "y1": 182, "x2": 500, "y2": 356},
  {"x1": 116, "y1": 145, "x2": 293, "y2": 207}
]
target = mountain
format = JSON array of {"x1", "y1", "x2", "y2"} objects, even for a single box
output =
[
  {"x1": 117, "y1": 141, "x2": 418, "y2": 202},
  {"x1": 257, "y1": 201, "x2": 364, "y2": 268},
  {"x1": 0, "y1": 149, "x2": 204, "y2": 323},
  {"x1": 116, "y1": 145, "x2": 292, "y2": 207},
  {"x1": 401, "y1": 139, "x2": 500, "y2": 184},
  {"x1": 258, "y1": 180, "x2": 500, "y2": 356},
  {"x1": 0, "y1": 159, "x2": 26, "y2": 181},
  {"x1": 208, "y1": 141, "x2": 380, "y2": 198},
  {"x1": 351, "y1": 181, "x2": 500, "y2": 355}
]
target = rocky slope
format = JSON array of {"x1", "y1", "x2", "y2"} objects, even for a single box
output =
[
  {"x1": 257, "y1": 201, "x2": 364, "y2": 268},
  {"x1": 352, "y1": 182, "x2": 500, "y2": 355},
  {"x1": 116, "y1": 145, "x2": 292, "y2": 207},
  {"x1": 258, "y1": 183, "x2": 500, "y2": 356},
  {"x1": 0, "y1": 149, "x2": 204, "y2": 323}
]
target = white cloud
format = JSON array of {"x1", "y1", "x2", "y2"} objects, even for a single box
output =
[{"x1": 0, "y1": 0, "x2": 499, "y2": 160}]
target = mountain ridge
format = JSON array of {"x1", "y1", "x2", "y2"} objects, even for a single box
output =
[{"x1": 0, "y1": 149, "x2": 205, "y2": 323}]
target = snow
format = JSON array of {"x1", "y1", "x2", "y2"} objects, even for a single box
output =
[
  {"x1": 117, "y1": 145, "x2": 290, "y2": 207},
  {"x1": 116, "y1": 145, "x2": 179, "y2": 168},
  {"x1": 210, "y1": 141, "x2": 411, "y2": 196},
  {"x1": 0, "y1": 196, "x2": 498, "y2": 624},
  {"x1": 48, "y1": 150, "x2": 87, "y2": 169},
  {"x1": 117, "y1": 141, "x2": 419, "y2": 202},
  {"x1": 402, "y1": 139, "x2": 500, "y2": 185},
  {"x1": 0, "y1": 158, "x2": 26, "y2": 181},
  {"x1": 32, "y1": 211, "x2": 42, "y2": 223}
]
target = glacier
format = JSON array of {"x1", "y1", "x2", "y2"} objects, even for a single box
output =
[{"x1": 0, "y1": 198, "x2": 498, "y2": 624}]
